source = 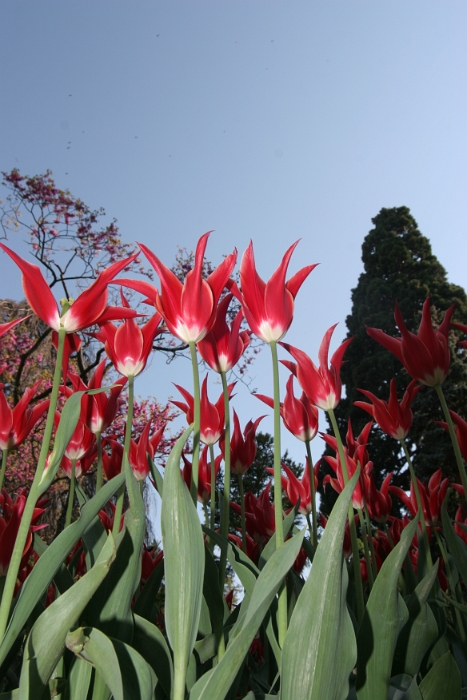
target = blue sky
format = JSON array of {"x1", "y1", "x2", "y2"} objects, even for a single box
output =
[{"x1": 1, "y1": 1, "x2": 466, "y2": 470}]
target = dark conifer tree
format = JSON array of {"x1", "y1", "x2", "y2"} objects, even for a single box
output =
[{"x1": 320, "y1": 207, "x2": 467, "y2": 514}]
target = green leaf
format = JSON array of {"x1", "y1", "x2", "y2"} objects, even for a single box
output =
[
  {"x1": 419, "y1": 651, "x2": 461, "y2": 700},
  {"x1": 17, "y1": 534, "x2": 116, "y2": 697},
  {"x1": 356, "y1": 515, "x2": 420, "y2": 700},
  {"x1": 392, "y1": 564, "x2": 439, "y2": 677},
  {"x1": 387, "y1": 674, "x2": 422, "y2": 700},
  {"x1": 0, "y1": 473, "x2": 125, "y2": 668},
  {"x1": 442, "y1": 499, "x2": 467, "y2": 586},
  {"x1": 132, "y1": 614, "x2": 173, "y2": 699},
  {"x1": 189, "y1": 528, "x2": 305, "y2": 700},
  {"x1": 148, "y1": 454, "x2": 164, "y2": 496},
  {"x1": 280, "y1": 470, "x2": 360, "y2": 700},
  {"x1": 66, "y1": 657, "x2": 93, "y2": 700},
  {"x1": 133, "y1": 558, "x2": 164, "y2": 622},
  {"x1": 66, "y1": 626, "x2": 157, "y2": 700},
  {"x1": 161, "y1": 427, "x2": 205, "y2": 695}
]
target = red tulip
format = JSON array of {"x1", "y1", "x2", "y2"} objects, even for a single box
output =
[
  {"x1": 323, "y1": 449, "x2": 368, "y2": 510},
  {"x1": 182, "y1": 444, "x2": 222, "y2": 503},
  {"x1": 92, "y1": 290, "x2": 162, "y2": 378},
  {"x1": 366, "y1": 297, "x2": 455, "y2": 386},
  {"x1": 171, "y1": 376, "x2": 234, "y2": 446},
  {"x1": 101, "y1": 439, "x2": 124, "y2": 480},
  {"x1": 197, "y1": 293, "x2": 251, "y2": 373},
  {"x1": 365, "y1": 470, "x2": 393, "y2": 524},
  {"x1": 452, "y1": 322, "x2": 467, "y2": 349},
  {"x1": 267, "y1": 458, "x2": 319, "y2": 516},
  {"x1": 255, "y1": 373, "x2": 318, "y2": 442},
  {"x1": 389, "y1": 468, "x2": 449, "y2": 528},
  {"x1": 437, "y1": 410, "x2": 467, "y2": 462},
  {"x1": 281, "y1": 326, "x2": 353, "y2": 410},
  {"x1": 221, "y1": 410, "x2": 264, "y2": 475},
  {"x1": 67, "y1": 360, "x2": 127, "y2": 434},
  {"x1": 238, "y1": 240, "x2": 316, "y2": 343},
  {"x1": 117, "y1": 233, "x2": 237, "y2": 343},
  {"x1": 354, "y1": 378, "x2": 421, "y2": 441},
  {"x1": 0, "y1": 242, "x2": 139, "y2": 332},
  {"x1": 0, "y1": 381, "x2": 50, "y2": 450},
  {"x1": 0, "y1": 488, "x2": 47, "y2": 576},
  {"x1": 129, "y1": 422, "x2": 166, "y2": 481}
]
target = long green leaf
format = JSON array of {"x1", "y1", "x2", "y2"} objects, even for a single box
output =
[
  {"x1": 392, "y1": 563, "x2": 439, "y2": 677},
  {"x1": 161, "y1": 427, "x2": 204, "y2": 699},
  {"x1": 18, "y1": 534, "x2": 116, "y2": 698},
  {"x1": 442, "y1": 499, "x2": 467, "y2": 586},
  {"x1": 280, "y1": 470, "x2": 360, "y2": 700},
  {"x1": 132, "y1": 614, "x2": 173, "y2": 699},
  {"x1": 356, "y1": 515, "x2": 420, "y2": 700},
  {"x1": 66, "y1": 626, "x2": 157, "y2": 700},
  {"x1": 0, "y1": 473, "x2": 125, "y2": 668},
  {"x1": 419, "y1": 651, "x2": 461, "y2": 700},
  {"x1": 189, "y1": 528, "x2": 305, "y2": 700}
]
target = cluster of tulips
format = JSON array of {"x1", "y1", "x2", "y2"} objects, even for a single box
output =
[{"x1": 1, "y1": 233, "x2": 467, "y2": 699}]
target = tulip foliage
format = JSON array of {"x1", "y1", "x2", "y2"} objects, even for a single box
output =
[{"x1": 1, "y1": 228, "x2": 467, "y2": 700}]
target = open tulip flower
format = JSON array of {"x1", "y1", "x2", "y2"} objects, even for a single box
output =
[
  {"x1": 255, "y1": 373, "x2": 318, "y2": 442},
  {"x1": 323, "y1": 449, "x2": 369, "y2": 510},
  {"x1": 452, "y1": 321, "x2": 467, "y2": 349},
  {"x1": 355, "y1": 378, "x2": 421, "y2": 441},
  {"x1": 266, "y1": 458, "x2": 319, "y2": 516},
  {"x1": 366, "y1": 297, "x2": 456, "y2": 387},
  {"x1": 238, "y1": 240, "x2": 317, "y2": 343},
  {"x1": 231, "y1": 483, "x2": 275, "y2": 544},
  {"x1": 221, "y1": 410, "x2": 264, "y2": 475},
  {"x1": 116, "y1": 232, "x2": 237, "y2": 344},
  {"x1": 171, "y1": 376, "x2": 235, "y2": 446},
  {"x1": 0, "y1": 242, "x2": 139, "y2": 332},
  {"x1": 280, "y1": 325, "x2": 353, "y2": 410},
  {"x1": 129, "y1": 421, "x2": 166, "y2": 481},
  {"x1": 365, "y1": 470, "x2": 393, "y2": 524},
  {"x1": 389, "y1": 468, "x2": 449, "y2": 529},
  {"x1": 0, "y1": 381, "x2": 50, "y2": 450},
  {"x1": 0, "y1": 488, "x2": 48, "y2": 577},
  {"x1": 92, "y1": 290, "x2": 163, "y2": 378},
  {"x1": 437, "y1": 410, "x2": 467, "y2": 463},
  {"x1": 197, "y1": 293, "x2": 251, "y2": 373}
]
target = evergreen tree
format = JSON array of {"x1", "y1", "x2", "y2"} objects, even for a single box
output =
[{"x1": 320, "y1": 207, "x2": 467, "y2": 514}]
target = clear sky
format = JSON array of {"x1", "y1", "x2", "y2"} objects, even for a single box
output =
[{"x1": 1, "y1": 1, "x2": 466, "y2": 472}]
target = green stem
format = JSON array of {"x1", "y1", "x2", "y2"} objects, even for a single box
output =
[
  {"x1": 209, "y1": 444, "x2": 216, "y2": 548},
  {"x1": 328, "y1": 407, "x2": 365, "y2": 624},
  {"x1": 237, "y1": 474, "x2": 247, "y2": 554},
  {"x1": 219, "y1": 371, "x2": 231, "y2": 588},
  {"x1": 0, "y1": 448, "x2": 9, "y2": 492},
  {"x1": 95, "y1": 431, "x2": 103, "y2": 492},
  {"x1": 357, "y1": 506, "x2": 374, "y2": 589},
  {"x1": 270, "y1": 341, "x2": 287, "y2": 647},
  {"x1": 434, "y1": 383, "x2": 467, "y2": 497},
  {"x1": 305, "y1": 440, "x2": 318, "y2": 548},
  {"x1": 189, "y1": 342, "x2": 201, "y2": 505},
  {"x1": 0, "y1": 327, "x2": 66, "y2": 643},
  {"x1": 112, "y1": 375, "x2": 138, "y2": 537},
  {"x1": 434, "y1": 526, "x2": 467, "y2": 656},
  {"x1": 400, "y1": 437, "x2": 433, "y2": 568},
  {"x1": 65, "y1": 460, "x2": 76, "y2": 528},
  {"x1": 364, "y1": 504, "x2": 378, "y2": 581}
]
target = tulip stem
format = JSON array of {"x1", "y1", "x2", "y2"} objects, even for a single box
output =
[
  {"x1": 328, "y1": 407, "x2": 365, "y2": 624},
  {"x1": 189, "y1": 342, "x2": 201, "y2": 505},
  {"x1": 113, "y1": 375, "x2": 138, "y2": 537},
  {"x1": 209, "y1": 444, "x2": 216, "y2": 552},
  {"x1": 434, "y1": 384, "x2": 467, "y2": 497},
  {"x1": 305, "y1": 440, "x2": 318, "y2": 549},
  {"x1": 237, "y1": 474, "x2": 247, "y2": 554},
  {"x1": 270, "y1": 341, "x2": 287, "y2": 647},
  {"x1": 0, "y1": 327, "x2": 66, "y2": 643},
  {"x1": 219, "y1": 371, "x2": 231, "y2": 588},
  {"x1": 364, "y1": 505, "x2": 378, "y2": 580},
  {"x1": 357, "y1": 507, "x2": 374, "y2": 589},
  {"x1": 399, "y1": 437, "x2": 433, "y2": 568},
  {"x1": 0, "y1": 449, "x2": 9, "y2": 492},
  {"x1": 96, "y1": 432, "x2": 103, "y2": 492},
  {"x1": 65, "y1": 460, "x2": 77, "y2": 528}
]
